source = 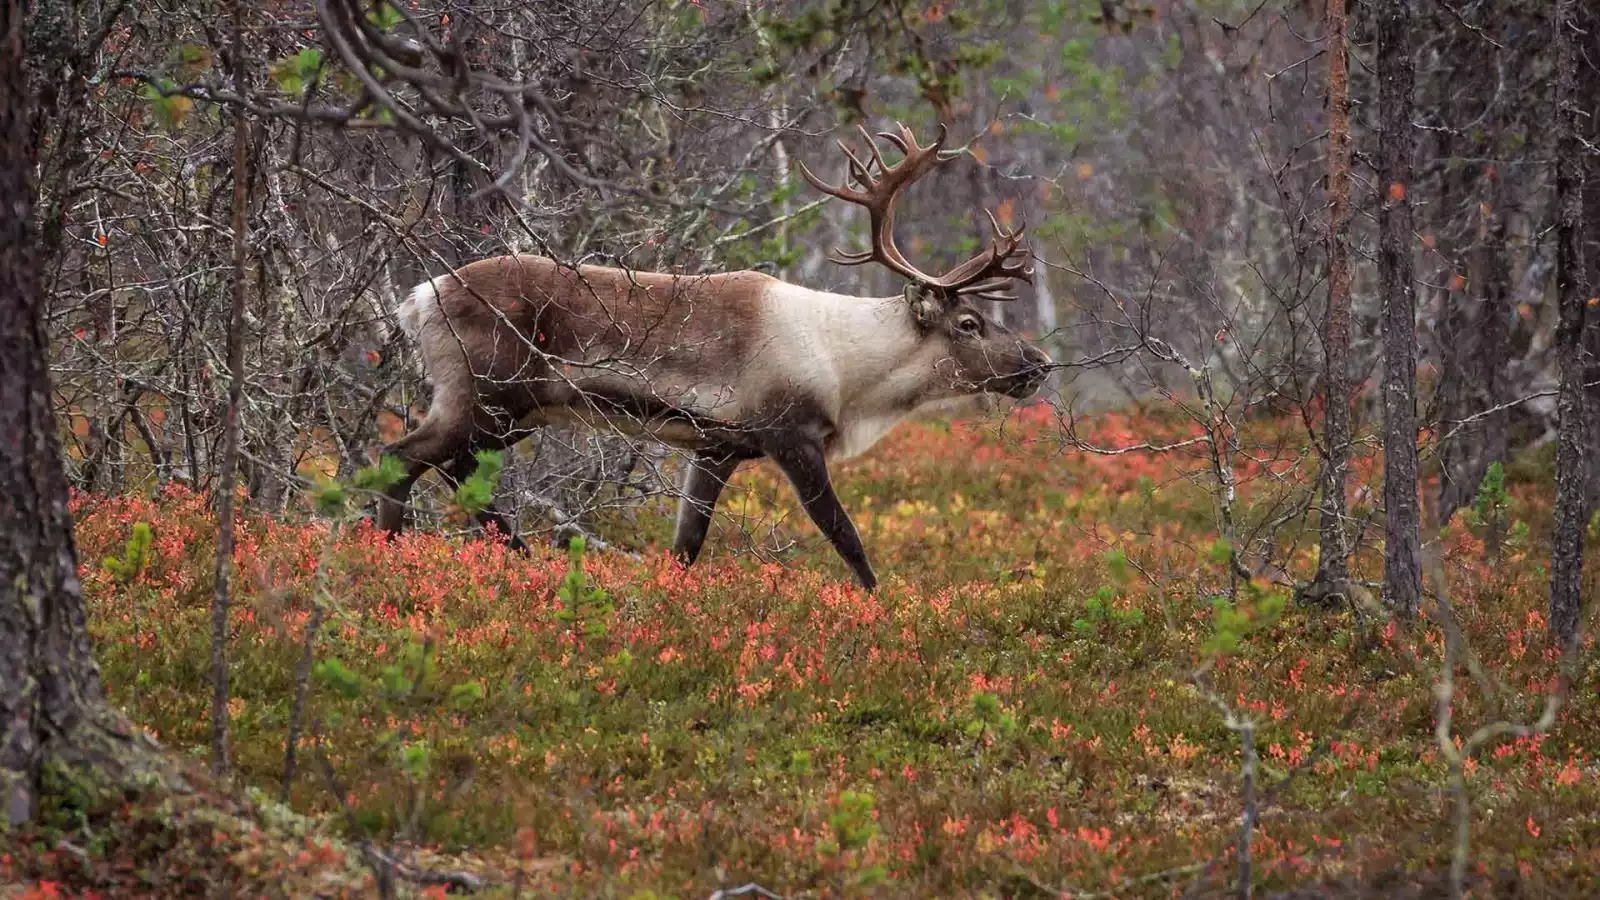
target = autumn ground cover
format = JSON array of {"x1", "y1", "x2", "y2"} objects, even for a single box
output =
[{"x1": 8, "y1": 404, "x2": 1599, "y2": 898}]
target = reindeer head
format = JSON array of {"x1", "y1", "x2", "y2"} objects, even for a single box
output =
[{"x1": 799, "y1": 123, "x2": 1052, "y2": 401}]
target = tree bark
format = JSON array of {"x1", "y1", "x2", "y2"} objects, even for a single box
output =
[
  {"x1": 1550, "y1": 0, "x2": 1589, "y2": 647},
  {"x1": 1440, "y1": 162, "x2": 1512, "y2": 531},
  {"x1": 1377, "y1": 0, "x2": 1419, "y2": 618},
  {"x1": 0, "y1": 0, "x2": 149, "y2": 826},
  {"x1": 1580, "y1": 1, "x2": 1600, "y2": 519},
  {"x1": 1315, "y1": 0, "x2": 1354, "y2": 595},
  {"x1": 208, "y1": 0, "x2": 251, "y2": 778},
  {"x1": 1477, "y1": 176, "x2": 1510, "y2": 479},
  {"x1": 1433, "y1": 145, "x2": 1470, "y2": 526}
]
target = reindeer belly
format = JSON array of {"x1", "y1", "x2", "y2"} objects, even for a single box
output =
[
  {"x1": 514, "y1": 375, "x2": 749, "y2": 451},
  {"x1": 527, "y1": 407, "x2": 721, "y2": 449}
]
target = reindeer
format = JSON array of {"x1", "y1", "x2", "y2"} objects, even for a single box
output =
[{"x1": 377, "y1": 123, "x2": 1052, "y2": 591}]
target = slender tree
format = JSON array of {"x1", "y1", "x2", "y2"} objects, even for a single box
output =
[
  {"x1": 1581, "y1": 2, "x2": 1600, "y2": 516},
  {"x1": 1314, "y1": 0, "x2": 1354, "y2": 599},
  {"x1": 207, "y1": 0, "x2": 251, "y2": 779},
  {"x1": 207, "y1": 0, "x2": 253, "y2": 780},
  {"x1": 1466, "y1": 166, "x2": 1513, "y2": 561},
  {"x1": 1550, "y1": 0, "x2": 1589, "y2": 646},
  {"x1": 1432, "y1": 22, "x2": 1512, "y2": 533},
  {"x1": 1, "y1": 0, "x2": 158, "y2": 827},
  {"x1": 1433, "y1": 148, "x2": 1471, "y2": 526},
  {"x1": 1377, "y1": 0, "x2": 1419, "y2": 617}
]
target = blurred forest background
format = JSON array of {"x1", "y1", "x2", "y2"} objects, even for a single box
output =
[
  {"x1": 6, "y1": 0, "x2": 1600, "y2": 896},
  {"x1": 44, "y1": 0, "x2": 1597, "y2": 547}
]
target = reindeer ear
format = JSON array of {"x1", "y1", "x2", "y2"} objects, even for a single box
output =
[{"x1": 905, "y1": 284, "x2": 939, "y2": 326}]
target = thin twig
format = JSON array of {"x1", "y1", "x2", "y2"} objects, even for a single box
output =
[
  {"x1": 280, "y1": 519, "x2": 341, "y2": 801},
  {"x1": 312, "y1": 728, "x2": 484, "y2": 895},
  {"x1": 711, "y1": 198, "x2": 828, "y2": 246},
  {"x1": 1421, "y1": 499, "x2": 1582, "y2": 900},
  {"x1": 1433, "y1": 0, "x2": 1505, "y2": 50},
  {"x1": 1236, "y1": 720, "x2": 1256, "y2": 900},
  {"x1": 707, "y1": 884, "x2": 784, "y2": 900}
]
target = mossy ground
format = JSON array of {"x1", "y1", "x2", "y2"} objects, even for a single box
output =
[{"x1": 6, "y1": 406, "x2": 1599, "y2": 897}]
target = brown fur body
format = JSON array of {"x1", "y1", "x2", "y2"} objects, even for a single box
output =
[
  {"x1": 380, "y1": 123, "x2": 1051, "y2": 590},
  {"x1": 377, "y1": 253, "x2": 1051, "y2": 591},
  {"x1": 397, "y1": 255, "x2": 776, "y2": 453}
]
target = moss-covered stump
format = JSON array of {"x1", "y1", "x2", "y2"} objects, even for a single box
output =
[{"x1": 0, "y1": 732, "x2": 510, "y2": 898}]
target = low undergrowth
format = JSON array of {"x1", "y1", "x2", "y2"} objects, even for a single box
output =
[{"x1": 9, "y1": 407, "x2": 1600, "y2": 896}]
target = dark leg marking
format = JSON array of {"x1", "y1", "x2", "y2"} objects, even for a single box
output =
[
  {"x1": 376, "y1": 403, "x2": 534, "y2": 553},
  {"x1": 375, "y1": 412, "x2": 471, "y2": 536},
  {"x1": 447, "y1": 447, "x2": 529, "y2": 554},
  {"x1": 671, "y1": 448, "x2": 744, "y2": 567},
  {"x1": 764, "y1": 438, "x2": 877, "y2": 592}
]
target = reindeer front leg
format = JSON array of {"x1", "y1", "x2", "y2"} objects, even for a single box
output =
[
  {"x1": 765, "y1": 438, "x2": 878, "y2": 592},
  {"x1": 672, "y1": 448, "x2": 743, "y2": 566}
]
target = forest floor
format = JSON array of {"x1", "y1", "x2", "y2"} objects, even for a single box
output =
[{"x1": 5, "y1": 404, "x2": 1599, "y2": 898}]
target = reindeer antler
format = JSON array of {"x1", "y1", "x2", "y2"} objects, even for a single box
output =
[
  {"x1": 941, "y1": 209, "x2": 1034, "y2": 301},
  {"x1": 797, "y1": 123, "x2": 949, "y2": 285},
  {"x1": 798, "y1": 122, "x2": 1034, "y2": 300}
]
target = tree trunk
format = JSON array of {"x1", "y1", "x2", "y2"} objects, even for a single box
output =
[
  {"x1": 208, "y1": 0, "x2": 251, "y2": 780},
  {"x1": 1377, "y1": 0, "x2": 1419, "y2": 618},
  {"x1": 1477, "y1": 172, "x2": 1511, "y2": 479},
  {"x1": 1440, "y1": 162, "x2": 1512, "y2": 531},
  {"x1": 0, "y1": 0, "x2": 150, "y2": 826},
  {"x1": 1314, "y1": 0, "x2": 1354, "y2": 597},
  {"x1": 1549, "y1": 0, "x2": 1589, "y2": 646},
  {"x1": 1581, "y1": 1, "x2": 1600, "y2": 519},
  {"x1": 1433, "y1": 144, "x2": 1471, "y2": 527}
]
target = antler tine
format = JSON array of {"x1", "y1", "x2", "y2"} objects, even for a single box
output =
[
  {"x1": 931, "y1": 207, "x2": 1035, "y2": 293},
  {"x1": 989, "y1": 239, "x2": 1036, "y2": 285},
  {"x1": 856, "y1": 124, "x2": 891, "y2": 177},
  {"x1": 798, "y1": 136, "x2": 876, "y2": 203},
  {"x1": 797, "y1": 157, "x2": 853, "y2": 202},
  {"x1": 957, "y1": 274, "x2": 1026, "y2": 301},
  {"x1": 956, "y1": 276, "x2": 1022, "y2": 296},
  {"x1": 836, "y1": 139, "x2": 875, "y2": 190},
  {"x1": 800, "y1": 121, "x2": 956, "y2": 285},
  {"x1": 874, "y1": 124, "x2": 912, "y2": 156},
  {"x1": 880, "y1": 121, "x2": 948, "y2": 165},
  {"x1": 994, "y1": 212, "x2": 1033, "y2": 282},
  {"x1": 985, "y1": 207, "x2": 1025, "y2": 241},
  {"x1": 829, "y1": 248, "x2": 878, "y2": 266}
]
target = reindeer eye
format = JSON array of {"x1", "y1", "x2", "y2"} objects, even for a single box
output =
[{"x1": 956, "y1": 316, "x2": 983, "y2": 336}]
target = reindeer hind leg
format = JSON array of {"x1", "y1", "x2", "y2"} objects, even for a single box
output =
[
  {"x1": 448, "y1": 433, "x2": 532, "y2": 554},
  {"x1": 375, "y1": 403, "x2": 473, "y2": 537}
]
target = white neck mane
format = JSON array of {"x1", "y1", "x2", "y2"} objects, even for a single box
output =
[{"x1": 759, "y1": 282, "x2": 949, "y2": 459}]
